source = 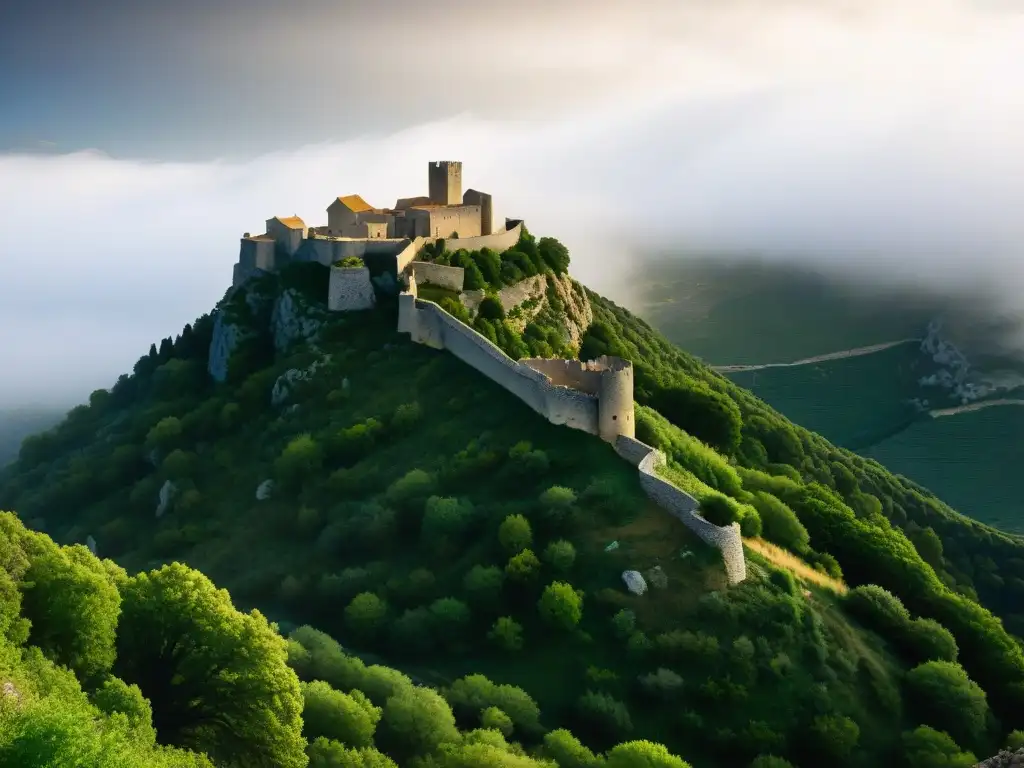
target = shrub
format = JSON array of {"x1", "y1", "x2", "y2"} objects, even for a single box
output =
[
  {"x1": 543, "y1": 540, "x2": 576, "y2": 572},
  {"x1": 809, "y1": 714, "x2": 860, "y2": 761},
  {"x1": 488, "y1": 617, "x2": 524, "y2": 652},
  {"x1": 336, "y1": 256, "x2": 364, "y2": 268},
  {"x1": 301, "y1": 680, "x2": 380, "y2": 747},
  {"x1": 498, "y1": 514, "x2": 533, "y2": 554},
  {"x1": 480, "y1": 706, "x2": 514, "y2": 737},
  {"x1": 478, "y1": 296, "x2": 506, "y2": 320},
  {"x1": 463, "y1": 565, "x2": 505, "y2": 608},
  {"x1": 904, "y1": 661, "x2": 988, "y2": 749},
  {"x1": 739, "y1": 508, "x2": 763, "y2": 538},
  {"x1": 638, "y1": 668, "x2": 684, "y2": 702},
  {"x1": 700, "y1": 495, "x2": 740, "y2": 527},
  {"x1": 275, "y1": 433, "x2": 323, "y2": 489},
  {"x1": 575, "y1": 690, "x2": 633, "y2": 740},
  {"x1": 505, "y1": 549, "x2": 541, "y2": 583},
  {"x1": 769, "y1": 569, "x2": 798, "y2": 596},
  {"x1": 542, "y1": 729, "x2": 600, "y2": 768},
  {"x1": 751, "y1": 492, "x2": 810, "y2": 553},
  {"x1": 902, "y1": 726, "x2": 976, "y2": 768},
  {"x1": 611, "y1": 609, "x2": 636, "y2": 639},
  {"x1": 344, "y1": 593, "x2": 388, "y2": 640},
  {"x1": 538, "y1": 582, "x2": 584, "y2": 631}
]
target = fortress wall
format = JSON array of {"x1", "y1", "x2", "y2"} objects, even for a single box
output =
[
  {"x1": 614, "y1": 435, "x2": 653, "y2": 467},
  {"x1": 396, "y1": 237, "x2": 430, "y2": 272},
  {"x1": 636, "y1": 448, "x2": 746, "y2": 584},
  {"x1": 412, "y1": 261, "x2": 465, "y2": 291},
  {"x1": 328, "y1": 267, "x2": 376, "y2": 311},
  {"x1": 521, "y1": 358, "x2": 605, "y2": 393},
  {"x1": 544, "y1": 386, "x2": 599, "y2": 433},
  {"x1": 445, "y1": 221, "x2": 522, "y2": 253}
]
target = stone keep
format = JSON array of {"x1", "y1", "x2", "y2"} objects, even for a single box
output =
[{"x1": 328, "y1": 266, "x2": 376, "y2": 311}]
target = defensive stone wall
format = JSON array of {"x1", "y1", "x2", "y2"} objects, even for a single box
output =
[
  {"x1": 412, "y1": 261, "x2": 465, "y2": 291},
  {"x1": 445, "y1": 221, "x2": 522, "y2": 253},
  {"x1": 624, "y1": 437, "x2": 746, "y2": 584},
  {"x1": 396, "y1": 237, "x2": 431, "y2": 272},
  {"x1": 327, "y1": 267, "x2": 376, "y2": 311},
  {"x1": 297, "y1": 237, "x2": 407, "y2": 267}
]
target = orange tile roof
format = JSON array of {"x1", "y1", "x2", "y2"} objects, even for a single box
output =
[
  {"x1": 334, "y1": 195, "x2": 373, "y2": 213},
  {"x1": 273, "y1": 215, "x2": 306, "y2": 229}
]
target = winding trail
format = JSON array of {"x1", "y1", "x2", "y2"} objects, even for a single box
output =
[
  {"x1": 712, "y1": 338, "x2": 921, "y2": 373},
  {"x1": 929, "y1": 399, "x2": 1024, "y2": 418}
]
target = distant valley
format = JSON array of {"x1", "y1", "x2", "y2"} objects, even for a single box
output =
[
  {"x1": 627, "y1": 255, "x2": 1024, "y2": 533},
  {"x1": 0, "y1": 407, "x2": 64, "y2": 467}
]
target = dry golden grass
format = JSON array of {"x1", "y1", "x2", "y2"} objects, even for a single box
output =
[{"x1": 745, "y1": 537, "x2": 848, "y2": 594}]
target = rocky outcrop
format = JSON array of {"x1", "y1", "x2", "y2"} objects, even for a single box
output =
[
  {"x1": 155, "y1": 480, "x2": 178, "y2": 518},
  {"x1": 271, "y1": 356, "x2": 331, "y2": 407},
  {"x1": 976, "y1": 749, "x2": 1024, "y2": 767},
  {"x1": 256, "y1": 479, "x2": 274, "y2": 501},
  {"x1": 207, "y1": 310, "x2": 245, "y2": 384},
  {"x1": 272, "y1": 288, "x2": 328, "y2": 352}
]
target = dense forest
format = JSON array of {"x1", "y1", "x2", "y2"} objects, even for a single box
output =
[{"x1": 3, "y1": 230, "x2": 1024, "y2": 766}]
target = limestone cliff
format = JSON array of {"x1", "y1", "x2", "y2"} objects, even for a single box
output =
[{"x1": 462, "y1": 273, "x2": 592, "y2": 353}]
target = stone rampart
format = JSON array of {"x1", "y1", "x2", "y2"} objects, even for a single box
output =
[
  {"x1": 412, "y1": 261, "x2": 465, "y2": 291},
  {"x1": 396, "y1": 237, "x2": 431, "y2": 272},
  {"x1": 328, "y1": 267, "x2": 376, "y2": 311},
  {"x1": 445, "y1": 221, "x2": 522, "y2": 253},
  {"x1": 629, "y1": 440, "x2": 746, "y2": 584},
  {"x1": 522, "y1": 358, "x2": 606, "y2": 393},
  {"x1": 613, "y1": 435, "x2": 654, "y2": 467}
]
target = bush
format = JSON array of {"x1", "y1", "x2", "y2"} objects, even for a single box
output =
[
  {"x1": 739, "y1": 508, "x2": 763, "y2": 538},
  {"x1": 902, "y1": 726, "x2": 976, "y2": 768},
  {"x1": 611, "y1": 609, "x2": 636, "y2": 639},
  {"x1": 904, "y1": 661, "x2": 988, "y2": 749},
  {"x1": 769, "y1": 569, "x2": 798, "y2": 596},
  {"x1": 345, "y1": 593, "x2": 388, "y2": 640},
  {"x1": 575, "y1": 690, "x2": 633, "y2": 740},
  {"x1": 542, "y1": 729, "x2": 600, "y2": 768},
  {"x1": 638, "y1": 668, "x2": 684, "y2": 702},
  {"x1": 700, "y1": 495, "x2": 740, "y2": 527},
  {"x1": 505, "y1": 549, "x2": 541, "y2": 583},
  {"x1": 489, "y1": 617, "x2": 524, "y2": 652},
  {"x1": 498, "y1": 514, "x2": 533, "y2": 554},
  {"x1": 480, "y1": 706, "x2": 514, "y2": 737},
  {"x1": 275, "y1": 433, "x2": 323, "y2": 489},
  {"x1": 478, "y1": 296, "x2": 506, "y2": 320},
  {"x1": 463, "y1": 565, "x2": 505, "y2": 608},
  {"x1": 301, "y1": 680, "x2": 380, "y2": 747},
  {"x1": 538, "y1": 582, "x2": 584, "y2": 631},
  {"x1": 543, "y1": 540, "x2": 576, "y2": 572},
  {"x1": 751, "y1": 492, "x2": 810, "y2": 553}
]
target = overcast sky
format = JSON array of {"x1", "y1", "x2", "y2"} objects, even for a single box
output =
[{"x1": 2, "y1": 0, "x2": 1024, "y2": 406}]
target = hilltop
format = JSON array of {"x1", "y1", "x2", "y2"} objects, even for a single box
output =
[{"x1": 3, "y1": 226, "x2": 1024, "y2": 766}]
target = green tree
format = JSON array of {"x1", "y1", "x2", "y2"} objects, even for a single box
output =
[
  {"x1": 809, "y1": 714, "x2": 860, "y2": 762},
  {"x1": 543, "y1": 540, "x2": 576, "y2": 572},
  {"x1": 902, "y1": 726, "x2": 976, "y2": 768},
  {"x1": 904, "y1": 661, "x2": 988, "y2": 749},
  {"x1": 429, "y1": 597, "x2": 471, "y2": 643},
  {"x1": 112, "y1": 562, "x2": 306, "y2": 768},
  {"x1": 498, "y1": 514, "x2": 532, "y2": 554},
  {"x1": 505, "y1": 549, "x2": 541, "y2": 583},
  {"x1": 463, "y1": 565, "x2": 504, "y2": 608},
  {"x1": 306, "y1": 738, "x2": 398, "y2": 768},
  {"x1": 378, "y1": 686, "x2": 460, "y2": 759},
  {"x1": 604, "y1": 740, "x2": 692, "y2": 768},
  {"x1": 21, "y1": 541, "x2": 120, "y2": 684},
  {"x1": 1007, "y1": 730, "x2": 1024, "y2": 751},
  {"x1": 145, "y1": 416, "x2": 183, "y2": 453},
  {"x1": 481, "y1": 706, "x2": 514, "y2": 737},
  {"x1": 538, "y1": 582, "x2": 584, "y2": 631},
  {"x1": 422, "y1": 496, "x2": 473, "y2": 547},
  {"x1": 345, "y1": 593, "x2": 389, "y2": 641},
  {"x1": 542, "y1": 729, "x2": 600, "y2": 768},
  {"x1": 91, "y1": 675, "x2": 157, "y2": 746},
  {"x1": 749, "y1": 758, "x2": 797, "y2": 768},
  {"x1": 275, "y1": 433, "x2": 323, "y2": 489},
  {"x1": 488, "y1": 617, "x2": 524, "y2": 652},
  {"x1": 301, "y1": 680, "x2": 381, "y2": 748}
]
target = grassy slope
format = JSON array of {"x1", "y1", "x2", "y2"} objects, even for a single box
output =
[{"x1": 0, "y1": 279, "x2": 919, "y2": 767}]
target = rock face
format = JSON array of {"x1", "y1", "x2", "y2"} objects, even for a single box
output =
[
  {"x1": 271, "y1": 356, "x2": 331, "y2": 407},
  {"x1": 622, "y1": 570, "x2": 648, "y2": 595},
  {"x1": 976, "y1": 749, "x2": 1024, "y2": 767},
  {"x1": 272, "y1": 288, "x2": 327, "y2": 352},
  {"x1": 85, "y1": 535, "x2": 97, "y2": 556},
  {"x1": 155, "y1": 480, "x2": 178, "y2": 518},
  {"x1": 207, "y1": 310, "x2": 245, "y2": 383},
  {"x1": 256, "y1": 479, "x2": 274, "y2": 501}
]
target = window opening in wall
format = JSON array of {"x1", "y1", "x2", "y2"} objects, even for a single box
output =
[{"x1": 612, "y1": 415, "x2": 617, "y2": 420}]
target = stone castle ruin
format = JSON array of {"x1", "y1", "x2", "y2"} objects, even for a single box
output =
[{"x1": 228, "y1": 161, "x2": 746, "y2": 584}]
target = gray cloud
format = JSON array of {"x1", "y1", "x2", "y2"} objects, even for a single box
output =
[{"x1": 2, "y1": 0, "x2": 1024, "y2": 405}]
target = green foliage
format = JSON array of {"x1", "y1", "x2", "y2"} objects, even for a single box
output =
[
  {"x1": 808, "y1": 714, "x2": 860, "y2": 762},
  {"x1": 749, "y1": 758, "x2": 796, "y2": 768},
  {"x1": 90, "y1": 675, "x2": 157, "y2": 746},
  {"x1": 902, "y1": 726, "x2": 976, "y2": 768},
  {"x1": 463, "y1": 565, "x2": 504, "y2": 608},
  {"x1": 538, "y1": 581, "x2": 584, "y2": 631},
  {"x1": 480, "y1": 706, "x2": 514, "y2": 737},
  {"x1": 543, "y1": 540, "x2": 576, "y2": 572},
  {"x1": 542, "y1": 729, "x2": 600, "y2": 768},
  {"x1": 378, "y1": 685, "x2": 460, "y2": 759},
  {"x1": 904, "y1": 661, "x2": 989, "y2": 749},
  {"x1": 488, "y1": 617, "x2": 524, "y2": 652},
  {"x1": 505, "y1": 549, "x2": 541, "y2": 583},
  {"x1": 700, "y1": 495, "x2": 741, "y2": 527},
  {"x1": 276, "y1": 433, "x2": 324, "y2": 489},
  {"x1": 604, "y1": 740, "x2": 692, "y2": 768},
  {"x1": 336, "y1": 257, "x2": 365, "y2": 268},
  {"x1": 749, "y1": 492, "x2": 810, "y2": 553},
  {"x1": 1008, "y1": 730, "x2": 1024, "y2": 751},
  {"x1": 307, "y1": 739, "x2": 398, "y2": 768},
  {"x1": 345, "y1": 593, "x2": 389, "y2": 640},
  {"x1": 113, "y1": 562, "x2": 306, "y2": 767},
  {"x1": 499, "y1": 514, "x2": 533, "y2": 554},
  {"x1": 478, "y1": 296, "x2": 506, "y2": 321},
  {"x1": 301, "y1": 680, "x2": 381, "y2": 748}
]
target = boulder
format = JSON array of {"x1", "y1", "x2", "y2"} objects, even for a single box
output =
[
  {"x1": 155, "y1": 480, "x2": 178, "y2": 518},
  {"x1": 622, "y1": 570, "x2": 647, "y2": 596},
  {"x1": 256, "y1": 479, "x2": 275, "y2": 501}
]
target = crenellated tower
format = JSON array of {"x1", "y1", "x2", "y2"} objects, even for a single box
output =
[{"x1": 596, "y1": 356, "x2": 635, "y2": 442}]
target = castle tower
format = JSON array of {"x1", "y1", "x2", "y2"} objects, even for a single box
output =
[
  {"x1": 428, "y1": 161, "x2": 462, "y2": 206},
  {"x1": 596, "y1": 356, "x2": 635, "y2": 442}
]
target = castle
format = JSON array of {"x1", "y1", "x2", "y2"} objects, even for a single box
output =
[
  {"x1": 228, "y1": 160, "x2": 746, "y2": 584},
  {"x1": 233, "y1": 161, "x2": 515, "y2": 289}
]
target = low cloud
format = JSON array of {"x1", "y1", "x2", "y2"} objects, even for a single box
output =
[{"x1": 2, "y1": 0, "x2": 1024, "y2": 406}]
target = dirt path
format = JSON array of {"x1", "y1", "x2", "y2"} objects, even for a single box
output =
[
  {"x1": 713, "y1": 338, "x2": 921, "y2": 373},
  {"x1": 929, "y1": 399, "x2": 1024, "y2": 418}
]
